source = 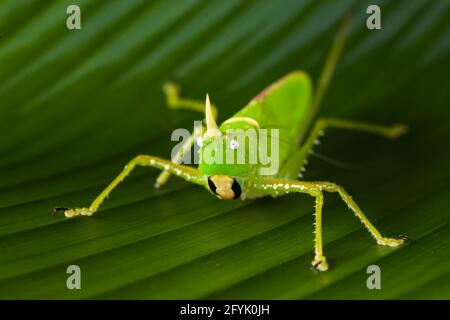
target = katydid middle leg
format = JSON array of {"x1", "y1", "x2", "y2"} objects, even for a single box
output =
[{"x1": 163, "y1": 81, "x2": 218, "y2": 117}]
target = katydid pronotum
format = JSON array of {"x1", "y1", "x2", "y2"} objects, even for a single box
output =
[{"x1": 54, "y1": 17, "x2": 408, "y2": 271}]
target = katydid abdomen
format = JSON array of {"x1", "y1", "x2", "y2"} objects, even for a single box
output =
[{"x1": 229, "y1": 71, "x2": 312, "y2": 169}]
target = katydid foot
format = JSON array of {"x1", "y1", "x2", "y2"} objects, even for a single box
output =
[{"x1": 53, "y1": 207, "x2": 94, "y2": 218}]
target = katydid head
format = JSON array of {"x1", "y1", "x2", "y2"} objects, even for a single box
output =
[
  {"x1": 198, "y1": 94, "x2": 254, "y2": 200},
  {"x1": 199, "y1": 133, "x2": 249, "y2": 200}
]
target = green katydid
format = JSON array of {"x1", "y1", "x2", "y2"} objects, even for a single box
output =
[{"x1": 54, "y1": 17, "x2": 408, "y2": 271}]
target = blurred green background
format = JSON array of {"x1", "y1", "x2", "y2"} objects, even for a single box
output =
[{"x1": 0, "y1": 0, "x2": 449, "y2": 299}]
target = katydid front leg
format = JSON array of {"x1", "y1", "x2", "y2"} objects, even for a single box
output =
[
  {"x1": 154, "y1": 126, "x2": 203, "y2": 188},
  {"x1": 155, "y1": 82, "x2": 218, "y2": 188},
  {"x1": 255, "y1": 178, "x2": 407, "y2": 271},
  {"x1": 53, "y1": 155, "x2": 206, "y2": 218}
]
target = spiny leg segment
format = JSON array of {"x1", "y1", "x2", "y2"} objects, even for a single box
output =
[
  {"x1": 300, "y1": 118, "x2": 408, "y2": 175},
  {"x1": 256, "y1": 178, "x2": 406, "y2": 271},
  {"x1": 54, "y1": 155, "x2": 205, "y2": 218},
  {"x1": 312, "y1": 191, "x2": 327, "y2": 271},
  {"x1": 281, "y1": 118, "x2": 408, "y2": 180}
]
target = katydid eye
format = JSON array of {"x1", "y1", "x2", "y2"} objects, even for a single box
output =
[
  {"x1": 231, "y1": 179, "x2": 242, "y2": 199},
  {"x1": 207, "y1": 177, "x2": 217, "y2": 194}
]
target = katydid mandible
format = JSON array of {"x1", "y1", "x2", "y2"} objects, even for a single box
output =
[{"x1": 54, "y1": 17, "x2": 408, "y2": 271}]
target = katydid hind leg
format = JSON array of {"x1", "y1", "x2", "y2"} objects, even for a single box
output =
[{"x1": 277, "y1": 15, "x2": 351, "y2": 180}]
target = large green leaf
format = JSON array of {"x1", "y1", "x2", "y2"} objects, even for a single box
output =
[{"x1": 0, "y1": 0, "x2": 449, "y2": 299}]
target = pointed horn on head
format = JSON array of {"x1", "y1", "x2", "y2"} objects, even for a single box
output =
[{"x1": 205, "y1": 94, "x2": 221, "y2": 137}]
